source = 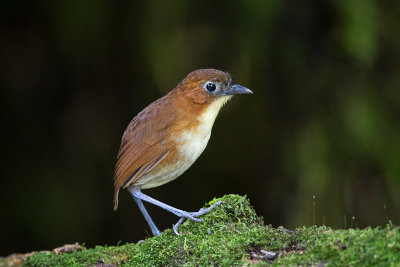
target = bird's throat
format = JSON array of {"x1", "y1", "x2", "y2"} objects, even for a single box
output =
[
  {"x1": 175, "y1": 95, "x2": 231, "y2": 161},
  {"x1": 198, "y1": 95, "x2": 232, "y2": 126}
]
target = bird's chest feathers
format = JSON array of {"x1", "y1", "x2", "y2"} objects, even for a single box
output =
[{"x1": 175, "y1": 96, "x2": 230, "y2": 163}]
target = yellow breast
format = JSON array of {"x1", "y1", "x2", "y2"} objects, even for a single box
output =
[
  {"x1": 176, "y1": 95, "x2": 231, "y2": 163},
  {"x1": 140, "y1": 96, "x2": 231, "y2": 189}
]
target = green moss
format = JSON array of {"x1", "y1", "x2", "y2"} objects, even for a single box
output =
[{"x1": 23, "y1": 194, "x2": 400, "y2": 266}]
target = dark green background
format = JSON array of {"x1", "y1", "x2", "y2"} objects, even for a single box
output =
[{"x1": 1, "y1": 0, "x2": 399, "y2": 256}]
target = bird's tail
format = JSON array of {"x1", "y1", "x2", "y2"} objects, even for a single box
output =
[{"x1": 113, "y1": 188, "x2": 119, "y2": 211}]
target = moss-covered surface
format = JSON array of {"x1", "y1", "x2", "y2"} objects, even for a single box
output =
[{"x1": 13, "y1": 195, "x2": 400, "y2": 266}]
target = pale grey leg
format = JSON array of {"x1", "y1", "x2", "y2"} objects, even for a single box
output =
[
  {"x1": 132, "y1": 196, "x2": 160, "y2": 236},
  {"x1": 130, "y1": 188, "x2": 223, "y2": 235},
  {"x1": 132, "y1": 190, "x2": 202, "y2": 221},
  {"x1": 172, "y1": 202, "x2": 224, "y2": 235}
]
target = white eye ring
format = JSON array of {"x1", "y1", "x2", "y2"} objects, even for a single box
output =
[{"x1": 204, "y1": 82, "x2": 217, "y2": 92}]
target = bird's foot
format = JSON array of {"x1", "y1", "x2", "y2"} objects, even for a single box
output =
[{"x1": 172, "y1": 201, "x2": 224, "y2": 235}]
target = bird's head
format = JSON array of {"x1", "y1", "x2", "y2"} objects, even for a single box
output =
[{"x1": 175, "y1": 69, "x2": 253, "y2": 105}]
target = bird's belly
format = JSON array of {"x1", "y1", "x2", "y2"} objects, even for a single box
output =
[{"x1": 140, "y1": 128, "x2": 212, "y2": 189}]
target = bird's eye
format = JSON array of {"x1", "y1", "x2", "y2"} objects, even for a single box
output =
[{"x1": 205, "y1": 82, "x2": 216, "y2": 92}]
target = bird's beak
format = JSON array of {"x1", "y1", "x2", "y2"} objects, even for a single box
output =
[{"x1": 224, "y1": 84, "x2": 253, "y2": 95}]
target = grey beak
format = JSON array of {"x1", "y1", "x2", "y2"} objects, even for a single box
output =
[{"x1": 224, "y1": 84, "x2": 253, "y2": 95}]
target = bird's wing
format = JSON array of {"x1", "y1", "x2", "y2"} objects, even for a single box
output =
[{"x1": 113, "y1": 97, "x2": 176, "y2": 210}]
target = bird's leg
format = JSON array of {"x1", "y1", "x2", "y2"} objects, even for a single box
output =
[
  {"x1": 172, "y1": 201, "x2": 224, "y2": 235},
  {"x1": 131, "y1": 190, "x2": 202, "y2": 221},
  {"x1": 131, "y1": 190, "x2": 224, "y2": 234},
  {"x1": 132, "y1": 196, "x2": 161, "y2": 236}
]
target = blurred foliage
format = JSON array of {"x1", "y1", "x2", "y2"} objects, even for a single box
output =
[{"x1": 1, "y1": 0, "x2": 400, "y2": 256}]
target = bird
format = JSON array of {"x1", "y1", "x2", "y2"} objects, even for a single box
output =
[{"x1": 113, "y1": 68, "x2": 252, "y2": 236}]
